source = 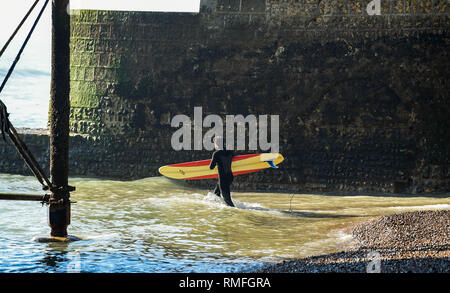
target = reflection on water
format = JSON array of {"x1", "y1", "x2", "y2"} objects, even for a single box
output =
[{"x1": 0, "y1": 173, "x2": 449, "y2": 273}]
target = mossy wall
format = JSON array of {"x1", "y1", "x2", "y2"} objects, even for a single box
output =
[{"x1": 3, "y1": 0, "x2": 448, "y2": 194}]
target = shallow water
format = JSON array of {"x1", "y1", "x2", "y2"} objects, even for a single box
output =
[{"x1": 0, "y1": 173, "x2": 449, "y2": 273}]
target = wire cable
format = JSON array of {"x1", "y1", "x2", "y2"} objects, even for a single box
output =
[
  {"x1": 0, "y1": 0, "x2": 49, "y2": 94},
  {"x1": 0, "y1": 1, "x2": 40, "y2": 59}
]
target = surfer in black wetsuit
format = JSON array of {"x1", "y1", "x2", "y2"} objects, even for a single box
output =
[{"x1": 209, "y1": 136, "x2": 235, "y2": 207}]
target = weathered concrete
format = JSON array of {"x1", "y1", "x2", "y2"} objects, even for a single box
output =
[{"x1": 1, "y1": 1, "x2": 449, "y2": 194}]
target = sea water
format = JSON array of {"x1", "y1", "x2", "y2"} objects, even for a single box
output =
[
  {"x1": 1, "y1": 33, "x2": 449, "y2": 273},
  {"x1": 0, "y1": 173, "x2": 449, "y2": 273}
]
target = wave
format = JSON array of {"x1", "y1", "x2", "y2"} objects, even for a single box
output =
[
  {"x1": 203, "y1": 192, "x2": 266, "y2": 211},
  {"x1": 0, "y1": 68, "x2": 50, "y2": 78}
]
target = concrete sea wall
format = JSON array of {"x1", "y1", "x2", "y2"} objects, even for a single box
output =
[{"x1": 1, "y1": 0, "x2": 449, "y2": 193}]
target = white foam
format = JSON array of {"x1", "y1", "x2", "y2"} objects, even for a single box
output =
[
  {"x1": 388, "y1": 204, "x2": 450, "y2": 210},
  {"x1": 233, "y1": 199, "x2": 264, "y2": 210},
  {"x1": 203, "y1": 192, "x2": 269, "y2": 211},
  {"x1": 329, "y1": 229, "x2": 353, "y2": 242},
  {"x1": 202, "y1": 192, "x2": 228, "y2": 207}
]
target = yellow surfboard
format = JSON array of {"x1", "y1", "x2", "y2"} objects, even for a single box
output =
[{"x1": 159, "y1": 153, "x2": 284, "y2": 180}]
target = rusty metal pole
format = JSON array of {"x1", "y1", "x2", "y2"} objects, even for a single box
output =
[{"x1": 49, "y1": 0, "x2": 71, "y2": 238}]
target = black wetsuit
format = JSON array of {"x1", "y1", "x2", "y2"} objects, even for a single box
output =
[{"x1": 209, "y1": 149, "x2": 234, "y2": 207}]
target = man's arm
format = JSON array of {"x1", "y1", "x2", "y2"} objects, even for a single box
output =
[{"x1": 209, "y1": 152, "x2": 217, "y2": 170}]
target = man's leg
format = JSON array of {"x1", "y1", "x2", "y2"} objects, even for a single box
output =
[
  {"x1": 214, "y1": 183, "x2": 221, "y2": 197},
  {"x1": 220, "y1": 179, "x2": 234, "y2": 207}
]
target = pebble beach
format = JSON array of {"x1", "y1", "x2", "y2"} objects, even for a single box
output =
[{"x1": 258, "y1": 210, "x2": 449, "y2": 273}]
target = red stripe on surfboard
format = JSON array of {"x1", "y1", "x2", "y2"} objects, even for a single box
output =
[
  {"x1": 184, "y1": 168, "x2": 267, "y2": 180},
  {"x1": 169, "y1": 154, "x2": 260, "y2": 168}
]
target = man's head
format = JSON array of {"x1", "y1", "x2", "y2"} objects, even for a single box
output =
[{"x1": 213, "y1": 136, "x2": 224, "y2": 150}]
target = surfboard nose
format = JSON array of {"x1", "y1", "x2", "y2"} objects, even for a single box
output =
[{"x1": 278, "y1": 153, "x2": 284, "y2": 164}]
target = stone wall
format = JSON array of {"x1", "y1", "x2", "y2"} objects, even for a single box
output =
[{"x1": 1, "y1": 1, "x2": 449, "y2": 194}]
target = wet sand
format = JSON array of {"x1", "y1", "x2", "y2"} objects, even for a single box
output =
[{"x1": 257, "y1": 210, "x2": 449, "y2": 273}]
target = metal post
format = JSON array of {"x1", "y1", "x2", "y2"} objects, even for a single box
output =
[
  {"x1": 49, "y1": 0, "x2": 71, "y2": 238},
  {"x1": 0, "y1": 193, "x2": 46, "y2": 201}
]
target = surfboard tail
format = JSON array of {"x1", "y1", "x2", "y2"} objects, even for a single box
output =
[{"x1": 267, "y1": 160, "x2": 278, "y2": 169}]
